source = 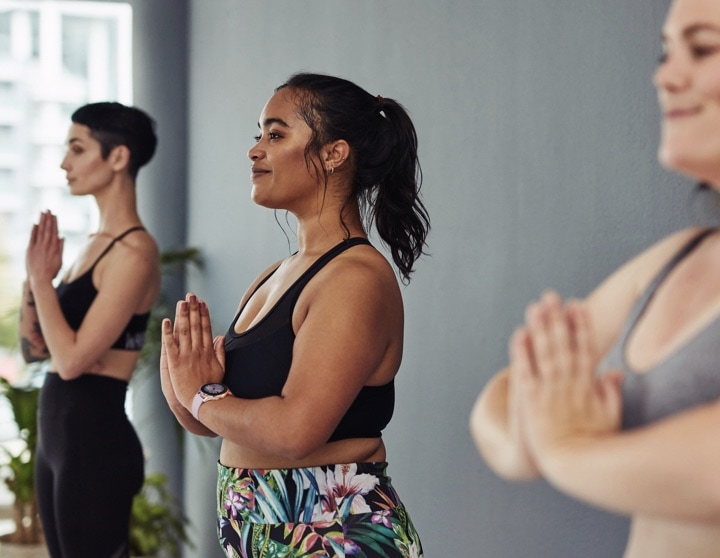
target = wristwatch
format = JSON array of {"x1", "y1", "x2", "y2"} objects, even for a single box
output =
[{"x1": 191, "y1": 383, "x2": 232, "y2": 420}]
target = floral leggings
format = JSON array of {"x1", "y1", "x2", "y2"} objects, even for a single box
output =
[{"x1": 217, "y1": 461, "x2": 423, "y2": 558}]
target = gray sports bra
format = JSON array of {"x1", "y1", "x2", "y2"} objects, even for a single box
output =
[{"x1": 600, "y1": 229, "x2": 720, "y2": 430}]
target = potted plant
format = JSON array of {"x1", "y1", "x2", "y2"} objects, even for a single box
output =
[
  {"x1": 138, "y1": 247, "x2": 202, "y2": 374},
  {"x1": 0, "y1": 375, "x2": 43, "y2": 548},
  {"x1": 129, "y1": 472, "x2": 191, "y2": 558}
]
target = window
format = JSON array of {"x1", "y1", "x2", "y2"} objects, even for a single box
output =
[{"x1": 0, "y1": 0, "x2": 132, "y2": 382}]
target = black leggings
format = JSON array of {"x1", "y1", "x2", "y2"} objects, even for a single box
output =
[{"x1": 35, "y1": 373, "x2": 144, "y2": 558}]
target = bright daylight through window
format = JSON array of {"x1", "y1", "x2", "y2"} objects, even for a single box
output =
[{"x1": 0, "y1": 1, "x2": 132, "y2": 531}]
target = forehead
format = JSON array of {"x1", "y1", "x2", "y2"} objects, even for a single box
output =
[
  {"x1": 258, "y1": 88, "x2": 306, "y2": 127},
  {"x1": 66, "y1": 123, "x2": 94, "y2": 143},
  {"x1": 665, "y1": 0, "x2": 720, "y2": 33}
]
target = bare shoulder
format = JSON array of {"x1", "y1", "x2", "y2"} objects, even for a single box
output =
[
  {"x1": 585, "y1": 227, "x2": 708, "y2": 353},
  {"x1": 112, "y1": 228, "x2": 160, "y2": 265},
  {"x1": 309, "y1": 243, "x2": 401, "y2": 303},
  {"x1": 101, "y1": 229, "x2": 160, "y2": 283},
  {"x1": 622, "y1": 227, "x2": 709, "y2": 289},
  {"x1": 292, "y1": 243, "x2": 403, "y2": 332}
]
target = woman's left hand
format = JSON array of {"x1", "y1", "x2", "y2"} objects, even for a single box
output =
[
  {"x1": 161, "y1": 293, "x2": 226, "y2": 410},
  {"x1": 514, "y1": 291, "x2": 623, "y2": 469}
]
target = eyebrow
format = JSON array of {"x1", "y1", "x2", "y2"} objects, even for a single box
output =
[
  {"x1": 663, "y1": 23, "x2": 720, "y2": 41},
  {"x1": 685, "y1": 23, "x2": 720, "y2": 38},
  {"x1": 67, "y1": 137, "x2": 83, "y2": 145},
  {"x1": 257, "y1": 117, "x2": 291, "y2": 129}
]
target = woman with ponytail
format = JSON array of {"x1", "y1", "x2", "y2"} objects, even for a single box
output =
[{"x1": 161, "y1": 72, "x2": 428, "y2": 557}]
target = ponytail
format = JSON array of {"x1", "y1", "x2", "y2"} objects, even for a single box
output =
[{"x1": 363, "y1": 97, "x2": 429, "y2": 283}]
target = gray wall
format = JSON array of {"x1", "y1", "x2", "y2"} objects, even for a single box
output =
[
  {"x1": 120, "y1": 0, "x2": 189, "y2": 527},
  {"x1": 181, "y1": 1, "x2": 701, "y2": 556}
]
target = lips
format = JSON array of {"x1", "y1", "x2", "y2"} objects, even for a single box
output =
[
  {"x1": 251, "y1": 167, "x2": 270, "y2": 180},
  {"x1": 663, "y1": 106, "x2": 702, "y2": 119}
]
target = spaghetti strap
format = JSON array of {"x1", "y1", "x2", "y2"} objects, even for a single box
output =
[
  {"x1": 643, "y1": 228, "x2": 716, "y2": 296},
  {"x1": 91, "y1": 226, "x2": 146, "y2": 267}
]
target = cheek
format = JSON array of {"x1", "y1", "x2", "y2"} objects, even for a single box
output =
[{"x1": 697, "y1": 65, "x2": 720, "y2": 102}]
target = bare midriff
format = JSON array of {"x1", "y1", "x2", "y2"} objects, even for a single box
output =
[
  {"x1": 219, "y1": 437, "x2": 387, "y2": 470},
  {"x1": 48, "y1": 349, "x2": 141, "y2": 383}
]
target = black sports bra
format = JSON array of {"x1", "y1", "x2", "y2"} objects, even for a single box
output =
[
  {"x1": 223, "y1": 238, "x2": 395, "y2": 442},
  {"x1": 55, "y1": 226, "x2": 150, "y2": 351}
]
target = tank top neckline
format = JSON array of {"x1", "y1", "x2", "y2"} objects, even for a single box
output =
[
  {"x1": 60, "y1": 226, "x2": 145, "y2": 287},
  {"x1": 620, "y1": 228, "x2": 718, "y2": 375},
  {"x1": 229, "y1": 237, "x2": 371, "y2": 339}
]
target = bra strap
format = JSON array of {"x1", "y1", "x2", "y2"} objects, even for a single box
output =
[
  {"x1": 286, "y1": 237, "x2": 371, "y2": 302},
  {"x1": 645, "y1": 228, "x2": 715, "y2": 295},
  {"x1": 92, "y1": 226, "x2": 146, "y2": 266}
]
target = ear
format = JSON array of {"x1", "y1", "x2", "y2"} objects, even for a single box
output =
[
  {"x1": 321, "y1": 139, "x2": 350, "y2": 174},
  {"x1": 109, "y1": 145, "x2": 131, "y2": 173}
]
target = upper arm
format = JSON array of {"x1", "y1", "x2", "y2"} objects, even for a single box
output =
[{"x1": 279, "y1": 260, "x2": 401, "y2": 444}]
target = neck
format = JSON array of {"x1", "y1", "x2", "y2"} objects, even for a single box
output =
[
  {"x1": 93, "y1": 174, "x2": 143, "y2": 235},
  {"x1": 294, "y1": 200, "x2": 366, "y2": 256}
]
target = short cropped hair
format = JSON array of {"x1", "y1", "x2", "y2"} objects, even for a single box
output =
[{"x1": 71, "y1": 102, "x2": 157, "y2": 179}]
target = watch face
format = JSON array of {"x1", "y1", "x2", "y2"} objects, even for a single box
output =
[{"x1": 201, "y1": 383, "x2": 227, "y2": 396}]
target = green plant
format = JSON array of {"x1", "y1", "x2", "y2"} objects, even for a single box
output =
[
  {"x1": 0, "y1": 307, "x2": 20, "y2": 350},
  {"x1": 0, "y1": 376, "x2": 42, "y2": 545},
  {"x1": 138, "y1": 247, "x2": 203, "y2": 374},
  {"x1": 129, "y1": 472, "x2": 191, "y2": 557}
]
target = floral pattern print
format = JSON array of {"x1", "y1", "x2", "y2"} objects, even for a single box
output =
[{"x1": 217, "y1": 462, "x2": 423, "y2": 558}]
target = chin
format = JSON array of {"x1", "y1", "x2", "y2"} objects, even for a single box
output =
[{"x1": 659, "y1": 149, "x2": 719, "y2": 186}]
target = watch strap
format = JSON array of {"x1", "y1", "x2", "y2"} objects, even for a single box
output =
[
  {"x1": 191, "y1": 391, "x2": 205, "y2": 421},
  {"x1": 191, "y1": 385, "x2": 231, "y2": 421}
]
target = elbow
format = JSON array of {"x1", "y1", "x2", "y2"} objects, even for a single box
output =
[
  {"x1": 469, "y1": 399, "x2": 540, "y2": 482},
  {"x1": 21, "y1": 352, "x2": 41, "y2": 365},
  {"x1": 272, "y1": 428, "x2": 326, "y2": 461},
  {"x1": 278, "y1": 436, "x2": 321, "y2": 462},
  {"x1": 52, "y1": 360, "x2": 86, "y2": 381}
]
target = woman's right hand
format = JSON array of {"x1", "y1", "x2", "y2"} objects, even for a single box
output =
[
  {"x1": 160, "y1": 293, "x2": 224, "y2": 436},
  {"x1": 26, "y1": 211, "x2": 63, "y2": 285},
  {"x1": 505, "y1": 328, "x2": 542, "y2": 475}
]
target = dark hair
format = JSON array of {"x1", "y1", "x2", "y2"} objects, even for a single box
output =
[
  {"x1": 71, "y1": 102, "x2": 157, "y2": 179},
  {"x1": 276, "y1": 72, "x2": 430, "y2": 283}
]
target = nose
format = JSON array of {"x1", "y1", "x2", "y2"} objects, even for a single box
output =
[
  {"x1": 247, "y1": 142, "x2": 263, "y2": 161},
  {"x1": 653, "y1": 51, "x2": 690, "y2": 94},
  {"x1": 60, "y1": 154, "x2": 70, "y2": 171}
]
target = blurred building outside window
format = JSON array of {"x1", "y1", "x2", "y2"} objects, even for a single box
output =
[{"x1": 0, "y1": 0, "x2": 131, "y2": 440}]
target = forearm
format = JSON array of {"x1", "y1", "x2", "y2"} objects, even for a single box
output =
[
  {"x1": 18, "y1": 280, "x2": 49, "y2": 362},
  {"x1": 28, "y1": 277, "x2": 87, "y2": 378},
  {"x1": 538, "y1": 403, "x2": 720, "y2": 521},
  {"x1": 167, "y1": 398, "x2": 218, "y2": 438},
  {"x1": 195, "y1": 394, "x2": 328, "y2": 460},
  {"x1": 470, "y1": 371, "x2": 540, "y2": 481}
]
